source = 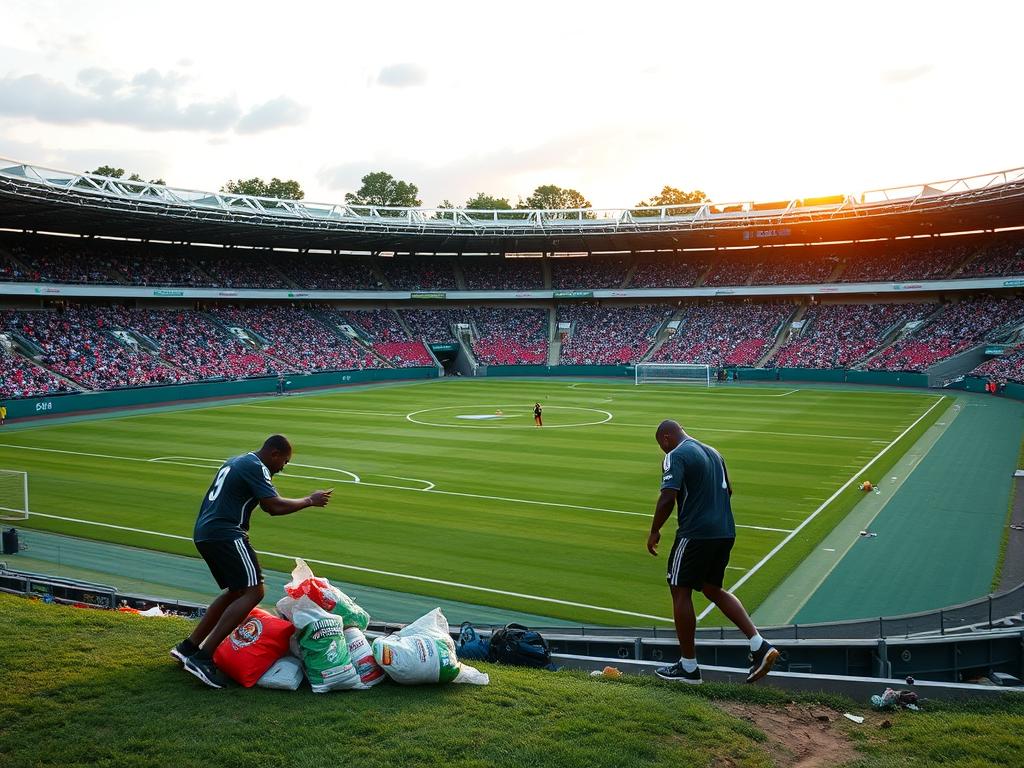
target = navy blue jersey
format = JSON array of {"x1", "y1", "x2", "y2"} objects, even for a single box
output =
[
  {"x1": 660, "y1": 438, "x2": 735, "y2": 540},
  {"x1": 193, "y1": 453, "x2": 278, "y2": 542}
]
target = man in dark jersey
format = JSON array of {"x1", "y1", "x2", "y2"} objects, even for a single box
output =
[
  {"x1": 171, "y1": 434, "x2": 333, "y2": 688},
  {"x1": 646, "y1": 420, "x2": 778, "y2": 685},
  {"x1": 534, "y1": 402, "x2": 543, "y2": 427}
]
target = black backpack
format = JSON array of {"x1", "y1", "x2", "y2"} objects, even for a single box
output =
[{"x1": 487, "y1": 623, "x2": 553, "y2": 669}]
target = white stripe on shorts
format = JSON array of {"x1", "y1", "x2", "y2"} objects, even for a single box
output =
[
  {"x1": 669, "y1": 537, "x2": 689, "y2": 583},
  {"x1": 235, "y1": 537, "x2": 257, "y2": 587}
]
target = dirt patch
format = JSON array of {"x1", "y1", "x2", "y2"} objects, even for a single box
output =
[{"x1": 716, "y1": 701, "x2": 862, "y2": 768}]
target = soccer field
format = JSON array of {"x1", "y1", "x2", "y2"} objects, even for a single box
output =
[{"x1": 0, "y1": 379, "x2": 949, "y2": 626}]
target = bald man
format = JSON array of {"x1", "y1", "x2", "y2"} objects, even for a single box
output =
[
  {"x1": 171, "y1": 434, "x2": 333, "y2": 688},
  {"x1": 648, "y1": 420, "x2": 778, "y2": 684}
]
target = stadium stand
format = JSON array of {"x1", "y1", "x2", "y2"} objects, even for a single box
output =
[
  {"x1": 461, "y1": 257, "x2": 544, "y2": 290},
  {"x1": 770, "y1": 303, "x2": 925, "y2": 368},
  {"x1": 551, "y1": 255, "x2": 631, "y2": 289},
  {"x1": 323, "y1": 308, "x2": 434, "y2": 367},
  {"x1": 207, "y1": 306, "x2": 375, "y2": 373},
  {"x1": 277, "y1": 255, "x2": 383, "y2": 291},
  {"x1": 955, "y1": 236, "x2": 1024, "y2": 277},
  {"x1": 193, "y1": 253, "x2": 290, "y2": 289},
  {"x1": 0, "y1": 343, "x2": 74, "y2": 398},
  {"x1": 379, "y1": 257, "x2": 458, "y2": 290},
  {"x1": 470, "y1": 307, "x2": 548, "y2": 365},
  {"x1": 629, "y1": 255, "x2": 709, "y2": 288},
  {"x1": 750, "y1": 253, "x2": 839, "y2": 285},
  {"x1": 839, "y1": 242, "x2": 973, "y2": 283},
  {"x1": 559, "y1": 303, "x2": 673, "y2": 364},
  {"x1": 1, "y1": 307, "x2": 184, "y2": 390},
  {"x1": 868, "y1": 295, "x2": 1024, "y2": 371},
  {"x1": 652, "y1": 301, "x2": 795, "y2": 366},
  {"x1": 971, "y1": 347, "x2": 1024, "y2": 384}
]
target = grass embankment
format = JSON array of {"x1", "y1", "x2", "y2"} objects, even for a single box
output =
[{"x1": 1, "y1": 594, "x2": 1022, "y2": 768}]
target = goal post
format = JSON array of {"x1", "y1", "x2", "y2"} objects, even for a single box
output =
[
  {"x1": 635, "y1": 362, "x2": 714, "y2": 386},
  {"x1": 0, "y1": 470, "x2": 29, "y2": 521}
]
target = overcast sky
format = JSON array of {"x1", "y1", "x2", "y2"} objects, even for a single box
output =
[{"x1": 0, "y1": 1, "x2": 1021, "y2": 209}]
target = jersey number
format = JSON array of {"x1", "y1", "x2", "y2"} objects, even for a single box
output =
[{"x1": 208, "y1": 467, "x2": 231, "y2": 502}]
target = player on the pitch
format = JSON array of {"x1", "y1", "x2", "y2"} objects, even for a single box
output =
[
  {"x1": 533, "y1": 402, "x2": 543, "y2": 427},
  {"x1": 171, "y1": 434, "x2": 333, "y2": 688}
]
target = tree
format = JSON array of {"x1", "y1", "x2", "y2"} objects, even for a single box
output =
[
  {"x1": 518, "y1": 184, "x2": 593, "y2": 219},
  {"x1": 634, "y1": 185, "x2": 709, "y2": 216},
  {"x1": 90, "y1": 165, "x2": 125, "y2": 178},
  {"x1": 344, "y1": 171, "x2": 421, "y2": 208},
  {"x1": 465, "y1": 192, "x2": 512, "y2": 210},
  {"x1": 433, "y1": 199, "x2": 456, "y2": 221},
  {"x1": 221, "y1": 177, "x2": 304, "y2": 200},
  {"x1": 88, "y1": 166, "x2": 165, "y2": 185}
]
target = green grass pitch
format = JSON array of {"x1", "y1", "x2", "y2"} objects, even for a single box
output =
[{"x1": 0, "y1": 379, "x2": 949, "y2": 626}]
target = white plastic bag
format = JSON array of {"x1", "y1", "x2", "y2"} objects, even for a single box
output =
[
  {"x1": 256, "y1": 656, "x2": 305, "y2": 691},
  {"x1": 372, "y1": 608, "x2": 489, "y2": 686},
  {"x1": 345, "y1": 627, "x2": 385, "y2": 689},
  {"x1": 278, "y1": 558, "x2": 369, "y2": 629}
]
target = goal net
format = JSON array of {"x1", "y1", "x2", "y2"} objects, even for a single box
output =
[
  {"x1": 0, "y1": 470, "x2": 29, "y2": 521},
  {"x1": 635, "y1": 362, "x2": 714, "y2": 386}
]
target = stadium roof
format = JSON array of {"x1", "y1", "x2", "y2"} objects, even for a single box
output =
[{"x1": 2, "y1": 158, "x2": 1024, "y2": 254}]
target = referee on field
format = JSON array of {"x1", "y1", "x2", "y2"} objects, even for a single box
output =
[
  {"x1": 647, "y1": 419, "x2": 778, "y2": 684},
  {"x1": 171, "y1": 434, "x2": 333, "y2": 688}
]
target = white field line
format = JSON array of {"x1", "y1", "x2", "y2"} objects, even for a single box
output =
[
  {"x1": 24, "y1": 511, "x2": 673, "y2": 623},
  {"x1": 236, "y1": 405, "x2": 405, "y2": 417},
  {"x1": 0, "y1": 445, "x2": 791, "y2": 534},
  {"x1": 696, "y1": 395, "x2": 947, "y2": 622},
  {"x1": 608, "y1": 424, "x2": 887, "y2": 442}
]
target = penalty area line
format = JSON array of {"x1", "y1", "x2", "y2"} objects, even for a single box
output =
[{"x1": 23, "y1": 511, "x2": 672, "y2": 623}]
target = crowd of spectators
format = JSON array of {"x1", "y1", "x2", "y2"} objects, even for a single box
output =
[
  {"x1": 750, "y1": 254, "x2": 839, "y2": 285},
  {"x1": 10, "y1": 233, "x2": 1024, "y2": 292},
  {"x1": 471, "y1": 307, "x2": 548, "y2": 365},
  {"x1": 839, "y1": 243, "x2": 972, "y2": 283},
  {"x1": 955, "y1": 237, "x2": 1024, "y2": 278},
  {"x1": 208, "y1": 306, "x2": 374, "y2": 373},
  {"x1": 1, "y1": 307, "x2": 182, "y2": 390},
  {"x1": 971, "y1": 345, "x2": 1024, "y2": 384},
  {"x1": 118, "y1": 308, "x2": 272, "y2": 380},
  {"x1": 653, "y1": 301, "x2": 794, "y2": 366},
  {"x1": 559, "y1": 303, "x2": 672, "y2": 364},
  {"x1": 551, "y1": 255, "x2": 631, "y2": 289},
  {"x1": 322, "y1": 308, "x2": 434, "y2": 367},
  {"x1": 110, "y1": 250, "x2": 211, "y2": 287},
  {"x1": 0, "y1": 344, "x2": 75, "y2": 399},
  {"x1": 400, "y1": 309, "x2": 459, "y2": 344},
  {"x1": 629, "y1": 256, "x2": 708, "y2": 288},
  {"x1": 869, "y1": 296, "x2": 1024, "y2": 371},
  {"x1": 378, "y1": 257, "x2": 458, "y2": 291},
  {"x1": 193, "y1": 253, "x2": 291, "y2": 289},
  {"x1": 8, "y1": 242, "x2": 114, "y2": 284},
  {"x1": 461, "y1": 257, "x2": 544, "y2": 290},
  {"x1": 770, "y1": 303, "x2": 924, "y2": 368},
  {"x1": 278, "y1": 256, "x2": 383, "y2": 291}
]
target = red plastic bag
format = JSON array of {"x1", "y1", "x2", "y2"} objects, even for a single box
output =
[{"x1": 214, "y1": 608, "x2": 294, "y2": 688}]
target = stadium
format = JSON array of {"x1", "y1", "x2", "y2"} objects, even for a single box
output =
[{"x1": 2, "y1": 7, "x2": 1024, "y2": 766}]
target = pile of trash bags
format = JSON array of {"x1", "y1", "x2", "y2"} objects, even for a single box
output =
[{"x1": 212, "y1": 558, "x2": 489, "y2": 691}]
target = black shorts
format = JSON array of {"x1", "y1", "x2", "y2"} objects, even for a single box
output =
[
  {"x1": 195, "y1": 537, "x2": 263, "y2": 590},
  {"x1": 666, "y1": 537, "x2": 734, "y2": 589}
]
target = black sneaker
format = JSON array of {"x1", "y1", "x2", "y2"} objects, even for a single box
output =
[
  {"x1": 746, "y1": 641, "x2": 780, "y2": 684},
  {"x1": 655, "y1": 661, "x2": 702, "y2": 685},
  {"x1": 184, "y1": 655, "x2": 228, "y2": 689},
  {"x1": 170, "y1": 641, "x2": 196, "y2": 664}
]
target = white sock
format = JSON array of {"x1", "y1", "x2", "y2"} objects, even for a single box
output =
[
  {"x1": 680, "y1": 657, "x2": 698, "y2": 673},
  {"x1": 749, "y1": 634, "x2": 764, "y2": 652}
]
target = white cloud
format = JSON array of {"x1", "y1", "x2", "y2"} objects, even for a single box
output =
[
  {"x1": 376, "y1": 62, "x2": 427, "y2": 88},
  {"x1": 236, "y1": 96, "x2": 309, "y2": 134}
]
